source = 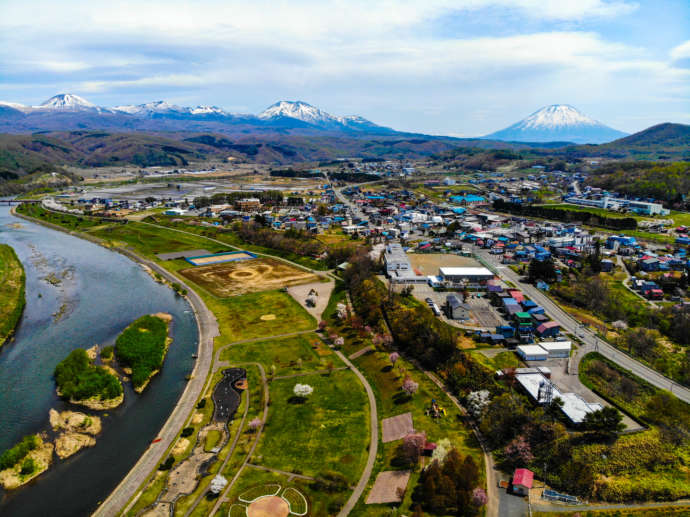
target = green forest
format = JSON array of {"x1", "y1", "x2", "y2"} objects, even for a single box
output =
[
  {"x1": 54, "y1": 349, "x2": 122, "y2": 401},
  {"x1": 588, "y1": 161, "x2": 690, "y2": 209},
  {"x1": 115, "y1": 314, "x2": 169, "y2": 389}
]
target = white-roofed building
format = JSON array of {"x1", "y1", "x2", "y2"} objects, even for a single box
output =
[
  {"x1": 538, "y1": 341, "x2": 571, "y2": 358},
  {"x1": 438, "y1": 267, "x2": 495, "y2": 285},
  {"x1": 514, "y1": 373, "x2": 603, "y2": 424}
]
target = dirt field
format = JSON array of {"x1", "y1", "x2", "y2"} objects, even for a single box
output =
[
  {"x1": 180, "y1": 258, "x2": 319, "y2": 297},
  {"x1": 286, "y1": 279, "x2": 335, "y2": 320},
  {"x1": 381, "y1": 412, "x2": 414, "y2": 443},
  {"x1": 247, "y1": 496, "x2": 289, "y2": 517},
  {"x1": 365, "y1": 470, "x2": 411, "y2": 504},
  {"x1": 408, "y1": 253, "x2": 482, "y2": 276}
]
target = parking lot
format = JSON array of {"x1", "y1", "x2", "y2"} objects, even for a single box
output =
[{"x1": 410, "y1": 284, "x2": 508, "y2": 330}]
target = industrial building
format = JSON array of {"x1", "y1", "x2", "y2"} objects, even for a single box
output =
[
  {"x1": 515, "y1": 373, "x2": 603, "y2": 424},
  {"x1": 516, "y1": 345, "x2": 548, "y2": 361},
  {"x1": 438, "y1": 267, "x2": 494, "y2": 285}
]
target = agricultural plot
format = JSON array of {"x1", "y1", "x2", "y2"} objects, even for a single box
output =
[{"x1": 179, "y1": 257, "x2": 319, "y2": 297}]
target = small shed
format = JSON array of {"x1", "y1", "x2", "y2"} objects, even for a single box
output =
[
  {"x1": 517, "y1": 345, "x2": 548, "y2": 361},
  {"x1": 512, "y1": 468, "x2": 534, "y2": 496}
]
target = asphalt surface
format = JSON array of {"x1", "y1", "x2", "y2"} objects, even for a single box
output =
[{"x1": 475, "y1": 247, "x2": 690, "y2": 404}]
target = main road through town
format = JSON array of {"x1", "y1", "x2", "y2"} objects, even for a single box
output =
[{"x1": 475, "y1": 247, "x2": 690, "y2": 404}]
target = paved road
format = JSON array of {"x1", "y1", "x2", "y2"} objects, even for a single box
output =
[
  {"x1": 335, "y1": 349, "x2": 379, "y2": 517},
  {"x1": 476, "y1": 248, "x2": 690, "y2": 404}
]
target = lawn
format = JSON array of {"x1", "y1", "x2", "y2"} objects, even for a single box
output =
[
  {"x1": 206, "y1": 291, "x2": 316, "y2": 344},
  {"x1": 253, "y1": 369, "x2": 370, "y2": 483},
  {"x1": 0, "y1": 243, "x2": 25, "y2": 347},
  {"x1": 220, "y1": 333, "x2": 341, "y2": 376}
]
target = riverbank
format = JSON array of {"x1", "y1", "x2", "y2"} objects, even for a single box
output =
[
  {"x1": 0, "y1": 243, "x2": 26, "y2": 347},
  {"x1": 10, "y1": 206, "x2": 219, "y2": 517}
]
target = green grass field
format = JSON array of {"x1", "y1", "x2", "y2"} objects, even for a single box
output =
[
  {"x1": 220, "y1": 333, "x2": 341, "y2": 376},
  {"x1": 253, "y1": 370, "x2": 369, "y2": 482},
  {"x1": 0, "y1": 244, "x2": 25, "y2": 346}
]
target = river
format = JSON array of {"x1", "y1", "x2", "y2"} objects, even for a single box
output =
[{"x1": 0, "y1": 205, "x2": 198, "y2": 516}]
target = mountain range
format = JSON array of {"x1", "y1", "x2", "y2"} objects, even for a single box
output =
[
  {"x1": 0, "y1": 94, "x2": 395, "y2": 135},
  {"x1": 484, "y1": 104, "x2": 628, "y2": 144}
]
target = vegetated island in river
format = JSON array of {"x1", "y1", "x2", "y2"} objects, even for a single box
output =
[
  {"x1": 115, "y1": 313, "x2": 172, "y2": 393},
  {"x1": 54, "y1": 347, "x2": 124, "y2": 410},
  {"x1": 0, "y1": 409, "x2": 104, "y2": 489},
  {"x1": 0, "y1": 243, "x2": 26, "y2": 348},
  {"x1": 0, "y1": 434, "x2": 53, "y2": 490}
]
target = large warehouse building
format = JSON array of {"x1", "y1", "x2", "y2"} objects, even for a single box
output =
[{"x1": 438, "y1": 267, "x2": 495, "y2": 285}]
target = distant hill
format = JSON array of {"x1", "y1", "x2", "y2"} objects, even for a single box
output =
[
  {"x1": 567, "y1": 123, "x2": 690, "y2": 160},
  {"x1": 485, "y1": 104, "x2": 628, "y2": 144}
]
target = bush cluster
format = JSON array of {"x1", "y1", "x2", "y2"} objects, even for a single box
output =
[
  {"x1": 54, "y1": 348, "x2": 122, "y2": 401},
  {"x1": 115, "y1": 315, "x2": 168, "y2": 388}
]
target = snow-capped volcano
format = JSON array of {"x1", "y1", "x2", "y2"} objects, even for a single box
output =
[
  {"x1": 485, "y1": 104, "x2": 627, "y2": 144},
  {"x1": 259, "y1": 100, "x2": 337, "y2": 125},
  {"x1": 258, "y1": 100, "x2": 382, "y2": 131},
  {"x1": 38, "y1": 93, "x2": 98, "y2": 111}
]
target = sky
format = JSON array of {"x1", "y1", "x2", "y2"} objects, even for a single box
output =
[{"x1": 1, "y1": 0, "x2": 689, "y2": 136}]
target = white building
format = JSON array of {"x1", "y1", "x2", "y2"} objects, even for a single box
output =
[
  {"x1": 516, "y1": 345, "x2": 548, "y2": 361},
  {"x1": 538, "y1": 341, "x2": 571, "y2": 358},
  {"x1": 438, "y1": 267, "x2": 495, "y2": 284}
]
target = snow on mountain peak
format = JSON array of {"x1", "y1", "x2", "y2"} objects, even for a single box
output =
[
  {"x1": 485, "y1": 104, "x2": 627, "y2": 144},
  {"x1": 190, "y1": 105, "x2": 227, "y2": 115},
  {"x1": 258, "y1": 100, "x2": 335, "y2": 124},
  {"x1": 38, "y1": 93, "x2": 96, "y2": 110},
  {"x1": 519, "y1": 104, "x2": 601, "y2": 129}
]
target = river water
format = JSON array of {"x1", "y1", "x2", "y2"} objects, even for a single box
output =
[{"x1": 0, "y1": 205, "x2": 198, "y2": 516}]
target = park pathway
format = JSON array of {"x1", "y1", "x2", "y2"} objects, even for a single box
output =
[{"x1": 334, "y1": 348, "x2": 379, "y2": 517}]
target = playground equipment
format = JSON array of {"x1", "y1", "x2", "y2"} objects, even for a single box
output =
[{"x1": 426, "y1": 398, "x2": 447, "y2": 418}]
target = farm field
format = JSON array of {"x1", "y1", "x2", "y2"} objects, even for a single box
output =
[{"x1": 179, "y1": 257, "x2": 319, "y2": 297}]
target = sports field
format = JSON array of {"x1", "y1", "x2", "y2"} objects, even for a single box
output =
[{"x1": 179, "y1": 257, "x2": 319, "y2": 297}]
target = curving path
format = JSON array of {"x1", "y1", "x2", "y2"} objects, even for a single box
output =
[{"x1": 334, "y1": 349, "x2": 379, "y2": 517}]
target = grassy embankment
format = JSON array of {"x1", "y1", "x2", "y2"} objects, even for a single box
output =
[
  {"x1": 115, "y1": 314, "x2": 171, "y2": 392},
  {"x1": 0, "y1": 243, "x2": 26, "y2": 347},
  {"x1": 578, "y1": 352, "x2": 690, "y2": 502},
  {"x1": 145, "y1": 215, "x2": 328, "y2": 271}
]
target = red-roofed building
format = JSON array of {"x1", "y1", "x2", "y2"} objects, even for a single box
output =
[
  {"x1": 508, "y1": 290, "x2": 525, "y2": 303},
  {"x1": 536, "y1": 320, "x2": 561, "y2": 338},
  {"x1": 512, "y1": 468, "x2": 534, "y2": 495}
]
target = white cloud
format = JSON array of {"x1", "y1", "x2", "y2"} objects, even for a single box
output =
[{"x1": 670, "y1": 40, "x2": 690, "y2": 61}]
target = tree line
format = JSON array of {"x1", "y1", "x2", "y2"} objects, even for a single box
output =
[{"x1": 493, "y1": 199, "x2": 638, "y2": 230}]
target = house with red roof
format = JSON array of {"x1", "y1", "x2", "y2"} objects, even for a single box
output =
[
  {"x1": 536, "y1": 320, "x2": 561, "y2": 338},
  {"x1": 512, "y1": 468, "x2": 534, "y2": 496}
]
